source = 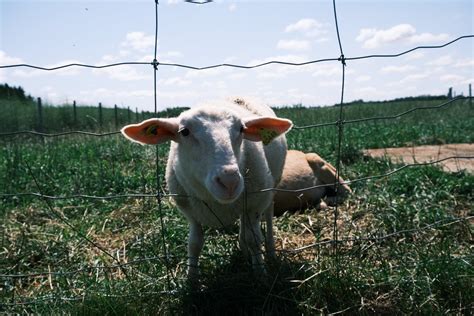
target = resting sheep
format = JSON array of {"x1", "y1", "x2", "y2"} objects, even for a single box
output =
[
  {"x1": 274, "y1": 150, "x2": 352, "y2": 216},
  {"x1": 121, "y1": 98, "x2": 292, "y2": 278}
]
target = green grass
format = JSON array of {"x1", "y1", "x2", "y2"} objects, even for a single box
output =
[
  {"x1": 0, "y1": 96, "x2": 473, "y2": 314},
  {"x1": 0, "y1": 91, "x2": 187, "y2": 134}
]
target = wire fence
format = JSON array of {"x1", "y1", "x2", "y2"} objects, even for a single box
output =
[{"x1": 0, "y1": 0, "x2": 473, "y2": 312}]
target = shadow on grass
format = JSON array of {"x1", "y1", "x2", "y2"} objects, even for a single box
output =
[{"x1": 178, "y1": 253, "x2": 303, "y2": 315}]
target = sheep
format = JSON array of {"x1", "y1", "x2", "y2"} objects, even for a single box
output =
[
  {"x1": 121, "y1": 98, "x2": 292, "y2": 278},
  {"x1": 273, "y1": 150, "x2": 352, "y2": 216}
]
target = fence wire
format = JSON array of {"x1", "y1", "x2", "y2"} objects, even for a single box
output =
[
  {"x1": 2, "y1": 36, "x2": 472, "y2": 73},
  {"x1": 0, "y1": 0, "x2": 473, "y2": 311}
]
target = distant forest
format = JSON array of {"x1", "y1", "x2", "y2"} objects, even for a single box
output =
[{"x1": 0, "y1": 83, "x2": 34, "y2": 101}]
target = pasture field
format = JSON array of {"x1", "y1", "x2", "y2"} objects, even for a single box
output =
[{"x1": 0, "y1": 96, "x2": 473, "y2": 314}]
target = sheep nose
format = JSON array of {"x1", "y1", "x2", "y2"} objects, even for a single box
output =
[{"x1": 215, "y1": 167, "x2": 241, "y2": 195}]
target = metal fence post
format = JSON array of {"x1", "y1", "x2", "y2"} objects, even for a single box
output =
[{"x1": 136, "y1": 107, "x2": 139, "y2": 122}]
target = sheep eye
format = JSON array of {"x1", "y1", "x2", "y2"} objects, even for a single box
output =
[{"x1": 179, "y1": 127, "x2": 190, "y2": 137}]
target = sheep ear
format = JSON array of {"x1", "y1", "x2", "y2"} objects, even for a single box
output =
[
  {"x1": 243, "y1": 117, "x2": 293, "y2": 145},
  {"x1": 121, "y1": 118, "x2": 179, "y2": 145}
]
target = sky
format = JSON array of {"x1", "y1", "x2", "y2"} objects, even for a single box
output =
[{"x1": 0, "y1": 0, "x2": 473, "y2": 112}]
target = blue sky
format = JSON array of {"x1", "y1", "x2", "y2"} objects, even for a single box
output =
[{"x1": 1, "y1": 0, "x2": 472, "y2": 111}]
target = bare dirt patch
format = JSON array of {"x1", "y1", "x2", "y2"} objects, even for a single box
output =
[{"x1": 365, "y1": 143, "x2": 474, "y2": 173}]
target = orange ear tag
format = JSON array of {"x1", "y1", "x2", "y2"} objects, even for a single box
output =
[
  {"x1": 259, "y1": 128, "x2": 278, "y2": 145},
  {"x1": 144, "y1": 125, "x2": 158, "y2": 136}
]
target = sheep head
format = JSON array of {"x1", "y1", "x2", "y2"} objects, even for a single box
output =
[{"x1": 121, "y1": 107, "x2": 292, "y2": 204}]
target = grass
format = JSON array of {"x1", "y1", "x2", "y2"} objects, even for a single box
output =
[
  {"x1": 0, "y1": 91, "x2": 187, "y2": 134},
  {"x1": 0, "y1": 96, "x2": 473, "y2": 314}
]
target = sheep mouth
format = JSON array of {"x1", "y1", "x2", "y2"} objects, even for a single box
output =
[
  {"x1": 214, "y1": 194, "x2": 241, "y2": 205},
  {"x1": 209, "y1": 183, "x2": 244, "y2": 205}
]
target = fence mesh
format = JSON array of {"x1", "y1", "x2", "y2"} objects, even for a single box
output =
[{"x1": 0, "y1": 0, "x2": 473, "y2": 313}]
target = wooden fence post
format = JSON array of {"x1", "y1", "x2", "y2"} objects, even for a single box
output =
[
  {"x1": 37, "y1": 97, "x2": 43, "y2": 132},
  {"x1": 136, "y1": 107, "x2": 139, "y2": 122},
  {"x1": 469, "y1": 83, "x2": 472, "y2": 108},
  {"x1": 73, "y1": 100, "x2": 77, "y2": 128},
  {"x1": 127, "y1": 106, "x2": 131, "y2": 123},
  {"x1": 98, "y1": 102, "x2": 103, "y2": 131},
  {"x1": 114, "y1": 104, "x2": 118, "y2": 130}
]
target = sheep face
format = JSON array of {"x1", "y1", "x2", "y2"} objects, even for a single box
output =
[
  {"x1": 177, "y1": 109, "x2": 245, "y2": 204},
  {"x1": 121, "y1": 106, "x2": 292, "y2": 205}
]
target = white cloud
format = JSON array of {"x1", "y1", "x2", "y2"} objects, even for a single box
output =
[
  {"x1": 315, "y1": 37, "x2": 330, "y2": 43},
  {"x1": 427, "y1": 55, "x2": 453, "y2": 67},
  {"x1": 312, "y1": 64, "x2": 354, "y2": 78},
  {"x1": 77, "y1": 88, "x2": 155, "y2": 106},
  {"x1": 356, "y1": 28, "x2": 378, "y2": 43},
  {"x1": 318, "y1": 80, "x2": 341, "y2": 87},
  {"x1": 355, "y1": 75, "x2": 371, "y2": 82},
  {"x1": 121, "y1": 32, "x2": 155, "y2": 52},
  {"x1": 158, "y1": 76, "x2": 191, "y2": 86},
  {"x1": 399, "y1": 73, "x2": 429, "y2": 84},
  {"x1": 0, "y1": 50, "x2": 23, "y2": 65},
  {"x1": 137, "y1": 54, "x2": 155, "y2": 63},
  {"x1": 381, "y1": 65, "x2": 417, "y2": 74},
  {"x1": 93, "y1": 52, "x2": 149, "y2": 81},
  {"x1": 405, "y1": 51, "x2": 425, "y2": 60},
  {"x1": 93, "y1": 64, "x2": 148, "y2": 81},
  {"x1": 228, "y1": 3, "x2": 237, "y2": 11},
  {"x1": 312, "y1": 64, "x2": 340, "y2": 77},
  {"x1": 454, "y1": 58, "x2": 474, "y2": 67},
  {"x1": 357, "y1": 86, "x2": 378, "y2": 95},
  {"x1": 228, "y1": 72, "x2": 246, "y2": 80},
  {"x1": 356, "y1": 24, "x2": 449, "y2": 49},
  {"x1": 357, "y1": 24, "x2": 416, "y2": 49},
  {"x1": 277, "y1": 39, "x2": 311, "y2": 51},
  {"x1": 285, "y1": 18, "x2": 327, "y2": 37},
  {"x1": 38, "y1": 86, "x2": 70, "y2": 104},
  {"x1": 409, "y1": 32, "x2": 449, "y2": 44},
  {"x1": 163, "y1": 51, "x2": 183, "y2": 59},
  {"x1": 0, "y1": 51, "x2": 24, "y2": 82},
  {"x1": 200, "y1": 80, "x2": 227, "y2": 90},
  {"x1": 439, "y1": 74, "x2": 465, "y2": 83}
]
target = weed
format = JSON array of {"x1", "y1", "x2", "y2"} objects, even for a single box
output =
[{"x1": 0, "y1": 96, "x2": 473, "y2": 314}]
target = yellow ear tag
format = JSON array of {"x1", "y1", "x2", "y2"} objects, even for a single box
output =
[
  {"x1": 259, "y1": 128, "x2": 278, "y2": 145},
  {"x1": 144, "y1": 125, "x2": 158, "y2": 136}
]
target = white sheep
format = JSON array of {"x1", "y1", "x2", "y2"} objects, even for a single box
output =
[
  {"x1": 273, "y1": 150, "x2": 352, "y2": 216},
  {"x1": 121, "y1": 98, "x2": 292, "y2": 278}
]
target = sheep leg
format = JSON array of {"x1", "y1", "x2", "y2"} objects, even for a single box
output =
[
  {"x1": 187, "y1": 220, "x2": 204, "y2": 279},
  {"x1": 239, "y1": 213, "x2": 265, "y2": 272},
  {"x1": 239, "y1": 224, "x2": 250, "y2": 259},
  {"x1": 264, "y1": 202, "x2": 276, "y2": 260},
  {"x1": 306, "y1": 153, "x2": 352, "y2": 205}
]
